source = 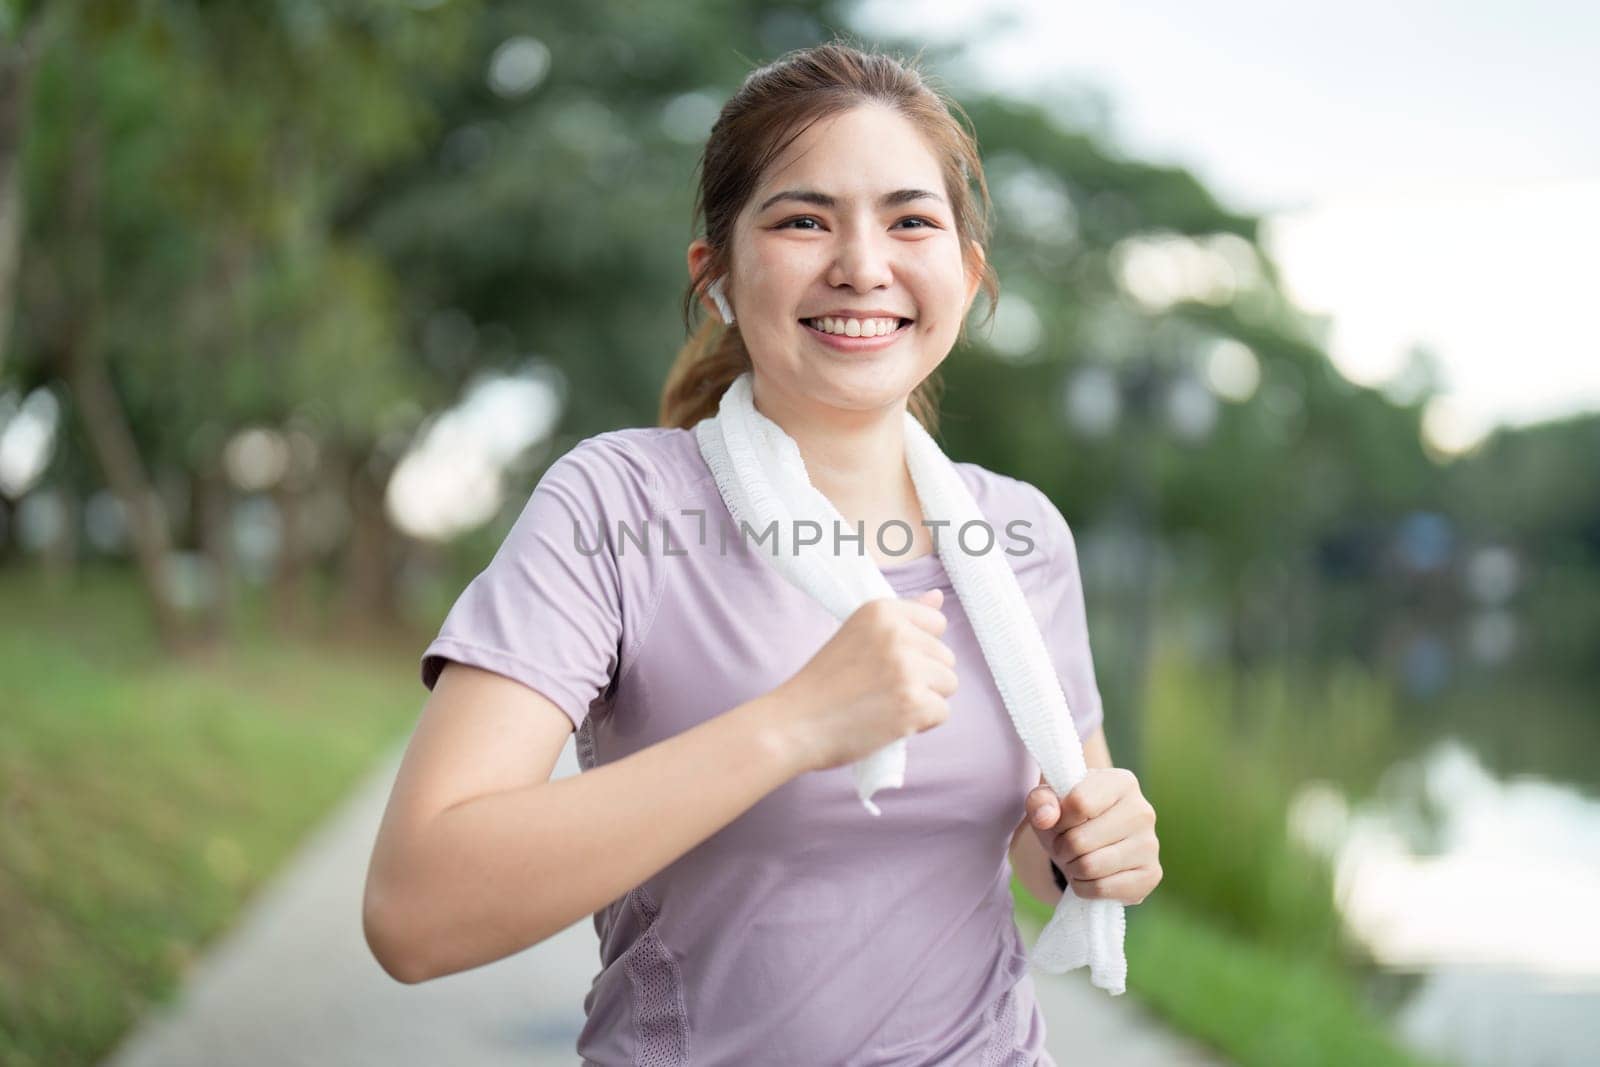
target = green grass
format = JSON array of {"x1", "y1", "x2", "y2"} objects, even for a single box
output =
[
  {"x1": 1012, "y1": 892, "x2": 1440, "y2": 1067},
  {"x1": 1007, "y1": 647, "x2": 1449, "y2": 1066},
  {"x1": 0, "y1": 569, "x2": 425, "y2": 1067}
]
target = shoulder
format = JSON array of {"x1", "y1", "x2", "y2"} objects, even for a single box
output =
[
  {"x1": 951, "y1": 460, "x2": 1074, "y2": 563},
  {"x1": 552, "y1": 427, "x2": 706, "y2": 490},
  {"x1": 534, "y1": 426, "x2": 708, "y2": 514}
]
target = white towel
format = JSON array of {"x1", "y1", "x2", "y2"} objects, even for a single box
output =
[{"x1": 694, "y1": 370, "x2": 1127, "y2": 994}]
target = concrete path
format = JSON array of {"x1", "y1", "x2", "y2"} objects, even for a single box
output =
[{"x1": 102, "y1": 736, "x2": 1226, "y2": 1067}]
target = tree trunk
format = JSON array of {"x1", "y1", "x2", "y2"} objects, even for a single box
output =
[
  {"x1": 192, "y1": 461, "x2": 233, "y2": 642},
  {"x1": 271, "y1": 476, "x2": 309, "y2": 633},
  {"x1": 58, "y1": 122, "x2": 184, "y2": 648},
  {"x1": 64, "y1": 353, "x2": 183, "y2": 644},
  {"x1": 0, "y1": 10, "x2": 48, "y2": 381},
  {"x1": 338, "y1": 445, "x2": 402, "y2": 632}
]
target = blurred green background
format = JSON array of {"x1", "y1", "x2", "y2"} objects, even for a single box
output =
[{"x1": 2, "y1": 2, "x2": 1596, "y2": 1066}]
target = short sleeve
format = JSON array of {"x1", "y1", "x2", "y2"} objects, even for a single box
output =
[
  {"x1": 1026, "y1": 485, "x2": 1106, "y2": 744},
  {"x1": 419, "y1": 432, "x2": 662, "y2": 731}
]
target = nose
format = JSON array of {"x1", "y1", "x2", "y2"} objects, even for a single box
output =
[{"x1": 826, "y1": 224, "x2": 894, "y2": 293}]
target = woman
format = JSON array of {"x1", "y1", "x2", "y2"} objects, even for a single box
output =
[{"x1": 364, "y1": 41, "x2": 1161, "y2": 1066}]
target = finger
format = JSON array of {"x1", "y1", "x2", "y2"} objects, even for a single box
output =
[
  {"x1": 899, "y1": 595, "x2": 948, "y2": 637},
  {"x1": 904, "y1": 625, "x2": 956, "y2": 670},
  {"x1": 1065, "y1": 866, "x2": 1158, "y2": 906},
  {"x1": 924, "y1": 659, "x2": 959, "y2": 698},
  {"x1": 1056, "y1": 769, "x2": 1133, "y2": 828},
  {"x1": 1026, "y1": 787, "x2": 1061, "y2": 829},
  {"x1": 1061, "y1": 835, "x2": 1150, "y2": 882},
  {"x1": 1052, "y1": 795, "x2": 1154, "y2": 862}
]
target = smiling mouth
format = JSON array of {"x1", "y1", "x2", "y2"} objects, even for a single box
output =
[{"x1": 798, "y1": 317, "x2": 915, "y2": 338}]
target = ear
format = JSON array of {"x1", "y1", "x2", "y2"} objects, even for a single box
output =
[
  {"x1": 963, "y1": 240, "x2": 987, "y2": 315},
  {"x1": 687, "y1": 238, "x2": 723, "y2": 319}
]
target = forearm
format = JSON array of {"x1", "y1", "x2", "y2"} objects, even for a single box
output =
[
  {"x1": 388, "y1": 694, "x2": 804, "y2": 982},
  {"x1": 1010, "y1": 723, "x2": 1114, "y2": 907}
]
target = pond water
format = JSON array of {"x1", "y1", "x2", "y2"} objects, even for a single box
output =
[{"x1": 1288, "y1": 668, "x2": 1600, "y2": 1067}]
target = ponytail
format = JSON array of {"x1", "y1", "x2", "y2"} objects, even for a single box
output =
[{"x1": 658, "y1": 317, "x2": 752, "y2": 430}]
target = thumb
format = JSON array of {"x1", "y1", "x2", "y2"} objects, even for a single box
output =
[
  {"x1": 1028, "y1": 786, "x2": 1060, "y2": 828},
  {"x1": 914, "y1": 588, "x2": 943, "y2": 607}
]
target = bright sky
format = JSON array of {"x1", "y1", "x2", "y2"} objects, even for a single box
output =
[{"x1": 856, "y1": 0, "x2": 1600, "y2": 443}]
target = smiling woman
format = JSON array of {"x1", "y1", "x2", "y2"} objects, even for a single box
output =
[
  {"x1": 366, "y1": 39, "x2": 1155, "y2": 1067},
  {"x1": 661, "y1": 46, "x2": 999, "y2": 439}
]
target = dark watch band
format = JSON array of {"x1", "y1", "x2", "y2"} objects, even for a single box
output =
[{"x1": 1050, "y1": 861, "x2": 1069, "y2": 892}]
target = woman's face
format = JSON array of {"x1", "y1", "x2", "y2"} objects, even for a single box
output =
[{"x1": 691, "y1": 104, "x2": 982, "y2": 423}]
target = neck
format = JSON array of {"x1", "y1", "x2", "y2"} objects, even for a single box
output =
[{"x1": 749, "y1": 373, "x2": 917, "y2": 521}]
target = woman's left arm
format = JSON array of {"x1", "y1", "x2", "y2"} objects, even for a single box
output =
[{"x1": 1007, "y1": 725, "x2": 1161, "y2": 907}]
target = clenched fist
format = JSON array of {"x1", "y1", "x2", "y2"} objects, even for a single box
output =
[{"x1": 1025, "y1": 768, "x2": 1161, "y2": 906}]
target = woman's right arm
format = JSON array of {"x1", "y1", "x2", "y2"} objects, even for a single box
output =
[
  {"x1": 362, "y1": 661, "x2": 806, "y2": 985},
  {"x1": 365, "y1": 587, "x2": 954, "y2": 984}
]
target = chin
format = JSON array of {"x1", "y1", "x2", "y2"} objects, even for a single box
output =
[{"x1": 804, "y1": 360, "x2": 930, "y2": 409}]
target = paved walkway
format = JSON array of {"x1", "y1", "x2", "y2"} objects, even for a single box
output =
[{"x1": 103, "y1": 737, "x2": 1226, "y2": 1067}]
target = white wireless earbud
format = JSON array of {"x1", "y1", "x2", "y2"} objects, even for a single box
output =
[{"x1": 707, "y1": 277, "x2": 735, "y2": 326}]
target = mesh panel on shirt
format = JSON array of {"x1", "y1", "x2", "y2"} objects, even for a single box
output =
[
  {"x1": 623, "y1": 886, "x2": 690, "y2": 1066},
  {"x1": 575, "y1": 715, "x2": 596, "y2": 772},
  {"x1": 981, "y1": 979, "x2": 1035, "y2": 1067}
]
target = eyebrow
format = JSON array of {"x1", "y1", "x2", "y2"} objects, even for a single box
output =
[{"x1": 756, "y1": 188, "x2": 947, "y2": 213}]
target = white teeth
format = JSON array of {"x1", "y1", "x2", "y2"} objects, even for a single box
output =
[{"x1": 807, "y1": 317, "x2": 902, "y2": 337}]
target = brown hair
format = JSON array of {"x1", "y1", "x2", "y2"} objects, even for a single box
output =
[{"x1": 657, "y1": 40, "x2": 1000, "y2": 432}]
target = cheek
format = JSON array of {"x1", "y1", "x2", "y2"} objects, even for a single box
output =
[
  {"x1": 739, "y1": 262, "x2": 807, "y2": 323},
  {"x1": 908, "y1": 262, "x2": 970, "y2": 330}
]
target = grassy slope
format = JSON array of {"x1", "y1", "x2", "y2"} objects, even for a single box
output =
[{"x1": 0, "y1": 571, "x2": 422, "y2": 1067}]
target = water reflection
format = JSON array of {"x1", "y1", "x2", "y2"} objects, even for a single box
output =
[
  {"x1": 1399, "y1": 968, "x2": 1600, "y2": 1067},
  {"x1": 1292, "y1": 738, "x2": 1600, "y2": 1066}
]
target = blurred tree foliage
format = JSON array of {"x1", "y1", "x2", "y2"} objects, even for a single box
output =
[
  {"x1": 7, "y1": 0, "x2": 479, "y2": 641},
  {"x1": 1, "y1": 0, "x2": 1585, "y2": 686}
]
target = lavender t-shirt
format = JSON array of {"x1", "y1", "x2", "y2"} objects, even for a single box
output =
[{"x1": 420, "y1": 426, "x2": 1105, "y2": 1066}]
